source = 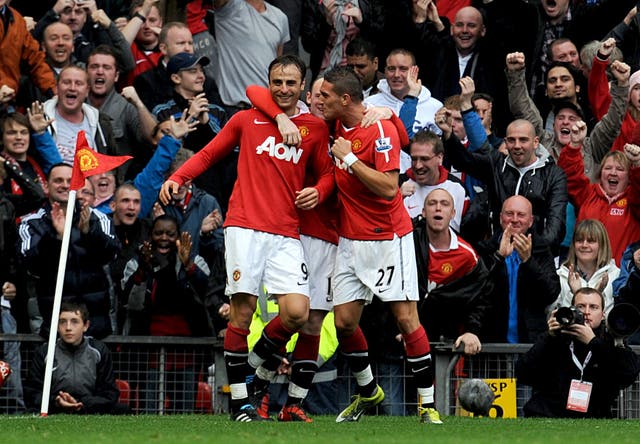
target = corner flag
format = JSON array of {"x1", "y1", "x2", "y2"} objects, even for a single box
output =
[{"x1": 70, "y1": 131, "x2": 132, "y2": 190}]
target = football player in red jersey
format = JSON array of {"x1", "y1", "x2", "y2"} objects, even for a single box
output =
[
  {"x1": 160, "y1": 55, "x2": 333, "y2": 422},
  {"x1": 318, "y1": 67, "x2": 442, "y2": 424}
]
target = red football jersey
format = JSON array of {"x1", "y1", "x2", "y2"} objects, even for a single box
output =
[
  {"x1": 428, "y1": 231, "x2": 478, "y2": 288},
  {"x1": 298, "y1": 194, "x2": 339, "y2": 245},
  {"x1": 170, "y1": 108, "x2": 333, "y2": 238},
  {"x1": 334, "y1": 120, "x2": 411, "y2": 240}
]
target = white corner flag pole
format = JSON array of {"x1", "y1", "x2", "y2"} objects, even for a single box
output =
[{"x1": 40, "y1": 190, "x2": 78, "y2": 416}]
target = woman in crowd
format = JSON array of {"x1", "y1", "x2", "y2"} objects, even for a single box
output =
[
  {"x1": 553, "y1": 219, "x2": 619, "y2": 315},
  {"x1": 558, "y1": 122, "x2": 640, "y2": 264}
]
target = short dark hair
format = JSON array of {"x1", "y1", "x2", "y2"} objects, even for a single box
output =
[
  {"x1": 345, "y1": 37, "x2": 377, "y2": 60},
  {"x1": 60, "y1": 301, "x2": 90, "y2": 323},
  {"x1": 114, "y1": 182, "x2": 140, "y2": 200},
  {"x1": 47, "y1": 162, "x2": 73, "y2": 180},
  {"x1": 387, "y1": 48, "x2": 416, "y2": 65},
  {"x1": 471, "y1": 92, "x2": 493, "y2": 106},
  {"x1": 151, "y1": 214, "x2": 180, "y2": 233},
  {"x1": 547, "y1": 37, "x2": 576, "y2": 62},
  {"x1": 268, "y1": 54, "x2": 307, "y2": 82},
  {"x1": 572, "y1": 287, "x2": 605, "y2": 310},
  {"x1": 1, "y1": 112, "x2": 30, "y2": 134},
  {"x1": 88, "y1": 45, "x2": 118, "y2": 66},
  {"x1": 411, "y1": 130, "x2": 444, "y2": 155},
  {"x1": 323, "y1": 66, "x2": 364, "y2": 103},
  {"x1": 544, "y1": 61, "x2": 580, "y2": 85}
]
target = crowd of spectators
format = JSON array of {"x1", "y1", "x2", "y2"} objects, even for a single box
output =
[{"x1": 2, "y1": 0, "x2": 640, "y2": 417}]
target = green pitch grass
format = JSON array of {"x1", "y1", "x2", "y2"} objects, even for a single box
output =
[{"x1": 1, "y1": 415, "x2": 640, "y2": 444}]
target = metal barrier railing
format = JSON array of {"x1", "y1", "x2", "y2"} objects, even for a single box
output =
[
  {"x1": 2, "y1": 336, "x2": 640, "y2": 417},
  {"x1": 0, "y1": 335, "x2": 227, "y2": 415}
]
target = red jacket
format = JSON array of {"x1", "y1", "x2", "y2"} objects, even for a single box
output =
[
  {"x1": 589, "y1": 56, "x2": 637, "y2": 152},
  {"x1": 0, "y1": 6, "x2": 55, "y2": 95},
  {"x1": 558, "y1": 144, "x2": 640, "y2": 264}
]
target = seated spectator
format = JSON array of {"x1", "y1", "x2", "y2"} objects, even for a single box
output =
[
  {"x1": 401, "y1": 130, "x2": 468, "y2": 229},
  {"x1": 413, "y1": 188, "x2": 491, "y2": 355},
  {"x1": 120, "y1": 215, "x2": 212, "y2": 412},
  {"x1": 476, "y1": 196, "x2": 560, "y2": 343},
  {"x1": 554, "y1": 219, "x2": 620, "y2": 315},
  {"x1": 438, "y1": 112, "x2": 568, "y2": 252},
  {"x1": 558, "y1": 121, "x2": 640, "y2": 264},
  {"x1": 516, "y1": 287, "x2": 640, "y2": 418},
  {"x1": 18, "y1": 163, "x2": 119, "y2": 339},
  {"x1": 364, "y1": 48, "x2": 443, "y2": 139},
  {"x1": 346, "y1": 37, "x2": 382, "y2": 99},
  {"x1": 0, "y1": 0, "x2": 56, "y2": 108},
  {"x1": 23, "y1": 301, "x2": 124, "y2": 414},
  {"x1": 33, "y1": 0, "x2": 134, "y2": 71}
]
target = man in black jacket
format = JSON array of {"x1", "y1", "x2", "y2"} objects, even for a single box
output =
[
  {"x1": 477, "y1": 195, "x2": 559, "y2": 343},
  {"x1": 516, "y1": 287, "x2": 640, "y2": 417},
  {"x1": 438, "y1": 114, "x2": 567, "y2": 252},
  {"x1": 414, "y1": 188, "x2": 491, "y2": 355},
  {"x1": 18, "y1": 163, "x2": 120, "y2": 339}
]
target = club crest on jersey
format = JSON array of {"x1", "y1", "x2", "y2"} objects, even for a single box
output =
[
  {"x1": 256, "y1": 136, "x2": 304, "y2": 164},
  {"x1": 233, "y1": 269, "x2": 241, "y2": 282},
  {"x1": 299, "y1": 126, "x2": 309, "y2": 137},
  {"x1": 352, "y1": 139, "x2": 363, "y2": 152},
  {"x1": 441, "y1": 262, "x2": 453, "y2": 274}
]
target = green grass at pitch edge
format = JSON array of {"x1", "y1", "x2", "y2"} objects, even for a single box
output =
[{"x1": 1, "y1": 415, "x2": 640, "y2": 444}]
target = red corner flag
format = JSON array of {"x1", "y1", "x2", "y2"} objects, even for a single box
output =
[{"x1": 70, "y1": 131, "x2": 132, "y2": 191}]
